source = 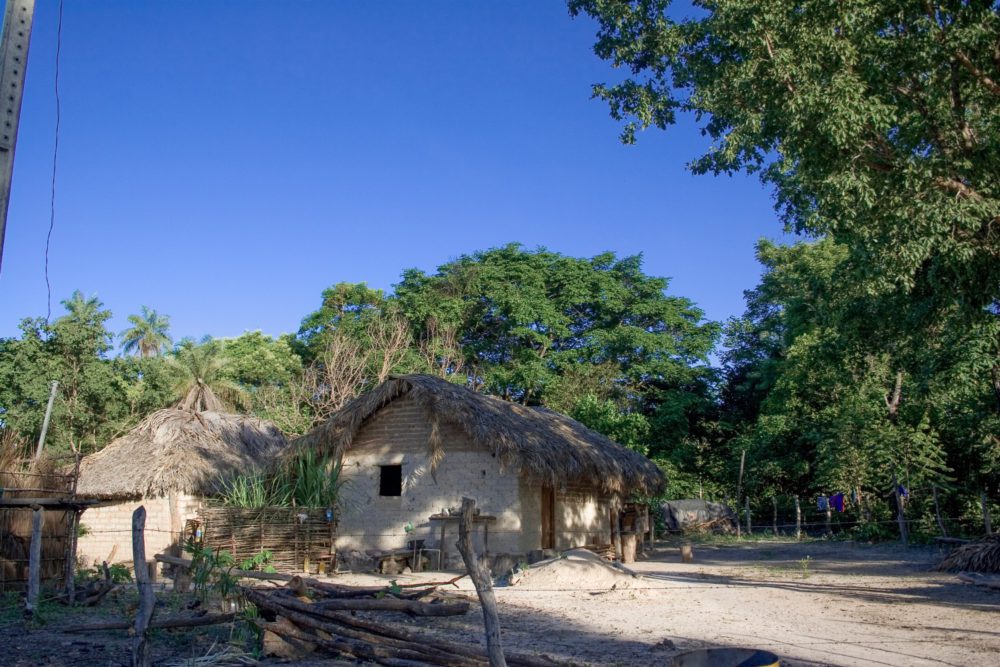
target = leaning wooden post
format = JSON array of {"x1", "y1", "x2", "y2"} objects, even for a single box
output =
[
  {"x1": 26, "y1": 506, "x2": 43, "y2": 617},
  {"x1": 983, "y1": 492, "x2": 993, "y2": 536},
  {"x1": 456, "y1": 497, "x2": 507, "y2": 667},
  {"x1": 132, "y1": 506, "x2": 155, "y2": 667},
  {"x1": 772, "y1": 497, "x2": 778, "y2": 537},
  {"x1": 795, "y1": 495, "x2": 802, "y2": 539}
]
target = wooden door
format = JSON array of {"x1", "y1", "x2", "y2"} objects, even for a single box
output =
[{"x1": 540, "y1": 485, "x2": 555, "y2": 549}]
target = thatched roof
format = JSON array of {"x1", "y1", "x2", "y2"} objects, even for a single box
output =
[
  {"x1": 295, "y1": 374, "x2": 665, "y2": 496},
  {"x1": 77, "y1": 409, "x2": 288, "y2": 500}
]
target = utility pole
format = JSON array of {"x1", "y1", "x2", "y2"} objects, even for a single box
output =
[
  {"x1": 0, "y1": 0, "x2": 36, "y2": 274},
  {"x1": 35, "y1": 379, "x2": 57, "y2": 459}
]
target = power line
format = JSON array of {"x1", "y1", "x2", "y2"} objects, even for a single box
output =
[{"x1": 44, "y1": 0, "x2": 63, "y2": 322}]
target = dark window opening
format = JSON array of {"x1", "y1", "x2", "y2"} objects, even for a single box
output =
[{"x1": 379, "y1": 464, "x2": 402, "y2": 497}]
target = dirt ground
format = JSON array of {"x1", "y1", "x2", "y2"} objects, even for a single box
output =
[{"x1": 2, "y1": 538, "x2": 998, "y2": 666}]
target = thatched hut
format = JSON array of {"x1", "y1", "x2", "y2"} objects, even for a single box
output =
[
  {"x1": 296, "y1": 374, "x2": 664, "y2": 567},
  {"x1": 75, "y1": 409, "x2": 287, "y2": 567}
]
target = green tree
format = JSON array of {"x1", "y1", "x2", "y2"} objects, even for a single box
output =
[
  {"x1": 720, "y1": 240, "x2": 987, "y2": 521},
  {"x1": 121, "y1": 306, "x2": 172, "y2": 358},
  {"x1": 0, "y1": 293, "x2": 174, "y2": 454},
  {"x1": 169, "y1": 338, "x2": 250, "y2": 413},
  {"x1": 395, "y1": 244, "x2": 719, "y2": 407},
  {"x1": 219, "y1": 331, "x2": 303, "y2": 388},
  {"x1": 569, "y1": 0, "x2": 999, "y2": 308},
  {"x1": 296, "y1": 282, "x2": 390, "y2": 362}
]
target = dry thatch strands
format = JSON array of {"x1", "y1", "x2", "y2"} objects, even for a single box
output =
[
  {"x1": 936, "y1": 534, "x2": 1000, "y2": 573},
  {"x1": 295, "y1": 374, "x2": 664, "y2": 496}
]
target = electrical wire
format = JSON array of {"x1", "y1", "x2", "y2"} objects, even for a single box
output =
[{"x1": 44, "y1": 0, "x2": 63, "y2": 322}]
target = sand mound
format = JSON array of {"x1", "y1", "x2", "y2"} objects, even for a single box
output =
[{"x1": 507, "y1": 548, "x2": 640, "y2": 591}]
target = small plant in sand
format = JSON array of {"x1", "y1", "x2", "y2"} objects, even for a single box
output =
[{"x1": 798, "y1": 555, "x2": 812, "y2": 579}]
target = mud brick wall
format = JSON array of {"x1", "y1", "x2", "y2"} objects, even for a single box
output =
[
  {"x1": 77, "y1": 493, "x2": 202, "y2": 567},
  {"x1": 554, "y1": 482, "x2": 614, "y2": 549},
  {"x1": 336, "y1": 394, "x2": 531, "y2": 561},
  {"x1": 335, "y1": 394, "x2": 614, "y2": 565}
]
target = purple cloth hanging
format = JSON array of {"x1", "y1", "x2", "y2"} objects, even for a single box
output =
[{"x1": 830, "y1": 493, "x2": 845, "y2": 512}]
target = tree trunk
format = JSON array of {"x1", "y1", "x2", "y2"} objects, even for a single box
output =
[
  {"x1": 132, "y1": 507, "x2": 155, "y2": 667},
  {"x1": 457, "y1": 497, "x2": 507, "y2": 667}
]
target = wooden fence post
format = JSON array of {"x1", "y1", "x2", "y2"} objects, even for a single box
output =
[
  {"x1": 794, "y1": 496, "x2": 801, "y2": 540},
  {"x1": 892, "y1": 475, "x2": 908, "y2": 546},
  {"x1": 132, "y1": 506, "x2": 155, "y2": 667},
  {"x1": 772, "y1": 497, "x2": 778, "y2": 537},
  {"x1": 25, "y1": 506, "x2": 43, "y2": 617},
  {"x1": 983, "y1": 492, "x2": 993, "y2": 536},
  {"x1": 745, "y1": 496, "x2": 752, "y2": 536},
  {"x1": 456, "y1": 498, "x2": 507, "y2": 667},
  {"x1": 736, "y1": 450, "x2": 746, "y2": 539},
  {"x1": 612, "y1": 508, "x2": 622, "y2": 561},
  {"x1": 932, "y1": 486, "x2": 947, "y2": 537}
]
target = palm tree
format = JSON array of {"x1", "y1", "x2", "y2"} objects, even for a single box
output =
[
  {"x1": 169, "y1": 338, "x2": 249, "y2": 412},
  {"x1": 121, "y1": 306, "x2": 172, "y2": 358},
  {"x1": 61, "y1": 290, "x2": 104, "y2": 322}
]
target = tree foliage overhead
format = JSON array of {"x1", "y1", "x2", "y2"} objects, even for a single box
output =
[
  {"x1": 569, "y1": 0, "x2": 999, "y2": 304},
  {"x1": 395, "y1": 244, "x2": 719, "y2": 406}
]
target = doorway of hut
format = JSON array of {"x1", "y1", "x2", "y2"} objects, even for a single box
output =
[{"x1": 541, "y1": 485, "x2": 555, "y2": 549}]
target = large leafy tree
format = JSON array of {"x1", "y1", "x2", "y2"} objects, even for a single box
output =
[
  {"x1": 121, "y1": 306, "x2": 172, "y2": 358},
  {"x1": 722, "y1": 240, "x2": 995, "y2": 524},
  {"x1": 395, "y1": 244, "x2": 719, "y2": 407},
  {"x1": 569, "y1": 0, "x2": 999, "y2": 306}
]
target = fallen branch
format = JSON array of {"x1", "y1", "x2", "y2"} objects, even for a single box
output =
[
  {"x1": 244, "y1": 586, "x2": 558, "y2": 667},
  {"x1": 958, "y1": 571, "x2": 1000, "y2": 590},
  {"x1": 63, "y1": 613, "x2": 236, "y2": 633},
  {"x1": 308, "y1": 596, "x2": 469, "y2": 616}
]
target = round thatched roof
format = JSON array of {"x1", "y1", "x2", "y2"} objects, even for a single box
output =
[
  {"x1": 295, "y1": 374, "x2": 665, "y2": 496},
  {"x1": 77, "y1": 409, "x2": 288, "y2": 500}
]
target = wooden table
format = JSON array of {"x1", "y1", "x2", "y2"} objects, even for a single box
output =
[{"x1": 428, "y1": 513, "x2": 496, "y2": 570}]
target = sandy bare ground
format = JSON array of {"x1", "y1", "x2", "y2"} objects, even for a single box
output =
[
  {"x1": 330, "y1": 539, "x2": 1000, "y2": 667},
  {"x1": 1, "y1": 539, "x2": 997, "y2": 666}
]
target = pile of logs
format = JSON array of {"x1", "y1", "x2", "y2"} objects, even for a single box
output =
[{"x1": 246, "y1": 575, "x2": 559, "y2": 667}]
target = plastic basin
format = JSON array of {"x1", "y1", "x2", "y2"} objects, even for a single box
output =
[{"x1": 670, "y1": 648, "x2": 780, "y2": 667}]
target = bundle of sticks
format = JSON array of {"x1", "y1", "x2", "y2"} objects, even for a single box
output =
[{"x1": 246, "y1": 575, "x2": 560, "y2": 667}]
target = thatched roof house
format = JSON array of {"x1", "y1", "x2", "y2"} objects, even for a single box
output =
[
  {"x1": 75, "y1": 409, "x2": 287, "y2": 567},
  {"x1": 77, "y1": 408, "x2": 287, "y2": 500},
  {"x1": 298, "y1": 374, "x2": 664, "y2": 496},
  {"x1": 298, "y1": 374, "x2": 664, "y2": 565}
]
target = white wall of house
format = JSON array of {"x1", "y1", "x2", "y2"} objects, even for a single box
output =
[
  {"x1": 554, "y1": 482, "x2": 614, "y2": 549},
  {"x1": 335, "y1": 394, "x2": 616, "y2": 565},
  {"x1": 77, "y1": 493, "x2": 202, "y2": 568}
]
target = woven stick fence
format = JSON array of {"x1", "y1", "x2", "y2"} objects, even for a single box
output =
[
  {"x1": 0, "y1": 466, "x2": 77, "y2": 592},
  {"x1": 191, "y1": 505, "x2": 337, "y2": 574}
]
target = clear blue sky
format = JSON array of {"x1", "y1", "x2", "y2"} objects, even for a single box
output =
[{"x1": 2, "y1": 1, "x2": 785, "y2": 346}]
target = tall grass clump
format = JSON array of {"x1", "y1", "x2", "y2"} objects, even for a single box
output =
[
  {"x1": 218, "y1": 471, "x2": 286, "y2": 508},
  {"x1": 218, "y1": 447, "x2": 342, "y2": 509}
]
